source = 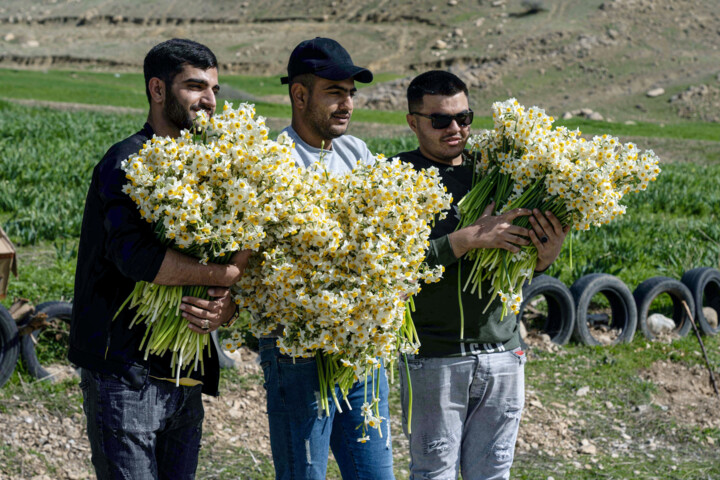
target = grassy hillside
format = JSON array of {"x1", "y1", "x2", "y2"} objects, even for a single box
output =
[{"x1": 1, "y1": 0, "x2": 719, "y2": 123}]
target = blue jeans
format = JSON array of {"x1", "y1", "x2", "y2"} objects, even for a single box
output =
[
  {"x1": 399, "y1": 349, "x2": 526, "y2": 480},
  {"x1": 79, "y1": 368, "x2": 204, "y2": 480},
  {"x1": 259, "y1": 338, "x2": 395, "y2": 480}
]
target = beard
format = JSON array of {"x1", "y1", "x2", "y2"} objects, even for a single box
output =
[
  {"x1": 306, "y1": 106, "x2": 349, "y2": 141},
  {"x1": 164, "y1": 88, "x2": 195, "y2": 132}
]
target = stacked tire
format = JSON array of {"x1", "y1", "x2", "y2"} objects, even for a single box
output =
[
  {"x1": 0, "y1": 305, "x2": 19, "y2": 388},
  {"x1": 681, "y1": 267, "x2": 720, "y2": 336},
  {"x1": 518, "y1": 275, "x2": 575, "y2": 346},
  {"x1": 518, "y1": 268, "x2": 720, "y2": 347},
  {"x1": 20, "y1": 301, "x2": 73, "y2": 382},
  {"x1": 633, "y1": 277, "x2": 693, "y2": 341},
  {"x1": 570, "y1": 274, "x2": 637, "y2": 346}
]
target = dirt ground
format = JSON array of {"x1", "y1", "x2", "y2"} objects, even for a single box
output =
[{"x1": 2, "y1": 343, "x2": 719, "y2": 480}]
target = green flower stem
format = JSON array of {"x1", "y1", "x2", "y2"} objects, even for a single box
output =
[
  {"x1": 374, "y1": 366, "x2": 380, "y2": 417},
  {"x1": 457, "y1": 168, "x2": 575, "y2": 320},
  {"x1": 329, "y1": 364, "x2": 343, "y2": 412},
  {"x1": 403, "y1": 352, "x2": 413, "y2": 435},
  {"x1": 114, "y1": 246, "x2": 233, "y2": 379},
  {"x1": 309, "y1": 298, "x2": 419, "y2": 435},
  {"x1": 458, "y1": 259, "x2": 465, "y2": 339},
  {"x1": 316, "y1": 352, "x2": 328, "y2": 414}
]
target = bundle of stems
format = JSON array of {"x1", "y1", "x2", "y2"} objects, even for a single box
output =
[
  {"x1": 116, "y1": 228, "x2": 232, "y2": 382},
  {"x1": 310, "y1": 299, "x2": 420, "y2": 438},
  {"x1": 456, "y1": 153, "x2": 572, "y2": 333}
]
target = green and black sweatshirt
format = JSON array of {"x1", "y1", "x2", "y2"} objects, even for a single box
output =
[{"x1": 397, "y1": 149, "x2": 520, "y2": 357}]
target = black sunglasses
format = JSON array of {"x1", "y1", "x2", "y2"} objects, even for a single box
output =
[{"x1": 410, "y1": 109, "x2": 474, "y2": 129}]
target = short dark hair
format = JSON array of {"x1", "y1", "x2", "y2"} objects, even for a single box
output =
[
  {"x1": 288, "y1": 73, "x2": 318, "y2": 92},
  {"x1": 288, "y1": 73, "x2": 317, "y2": 105},
  {"x1": 143, "y1": 38, "x2": 218, "y2": 103},
  {"x1": 407, "y1": 70, "x2": 468, "y2": 112}
]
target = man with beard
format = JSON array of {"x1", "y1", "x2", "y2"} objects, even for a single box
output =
[
  {"x1": 70, "y1": 38, "x2": 250, "y2": 479},
  {"x1": 395, "y1": 71, "x2": 568, "y2": 480},
  {"x1": 257, "y1": 38, "x2": 394, "y2": 480}
]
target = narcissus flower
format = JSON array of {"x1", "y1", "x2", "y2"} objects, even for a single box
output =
[{"x1": 459, "y1": 98, "x2": 660, "y2": 323}]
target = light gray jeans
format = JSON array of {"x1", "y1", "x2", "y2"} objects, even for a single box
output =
[{"x1": 398, "y1": 348, "x2": 526, "y2": 480}]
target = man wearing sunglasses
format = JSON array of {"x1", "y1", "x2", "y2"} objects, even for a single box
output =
[
  {"x1": 404, "y1": 72, "x2": 474, "y2": 168},
  {"x1": 395, "y1": 71, "x2": 567, "y2": 480}
]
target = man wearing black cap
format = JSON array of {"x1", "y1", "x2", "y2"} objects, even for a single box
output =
[
  {"x1": 258, "y1": 37, "x2": 395, "y2": 480},
  {"x1": 278, "y1": 36, "x2": 376, "y2": 172}
]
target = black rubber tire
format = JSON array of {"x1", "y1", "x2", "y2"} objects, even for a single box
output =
[
  {"x1": 570, "y1": 274, "x2": 637, "y2": 346},
  {"x1": 20, "y1": 301, "x2": 72, "y2": 382},
  {"x1": 211, "y1": 330, "x2": 235, "y2": 369},
  {"x1": 633, "y1": 276, "x2": 694, "y2": 340},
  {"x1": 518, "y1": 275, "x2": 575, "y2": 345},
  {"x1": 681, "y1": 267, "x2": 720, "y2": 335},
  {"x1": 0, "y1": 304, "x2": 20, "y2": 388}
]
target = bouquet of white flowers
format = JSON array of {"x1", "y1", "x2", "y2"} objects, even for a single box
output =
[
  {"x1": 230, "y1": 156, "x2": 451, "y2": 438},
  {"x1": 458, "y1": 98, "x2": 661, "y2": 327},
  {"x1": 119, "y1": 103, "x2": 301, "y2": 382},
  {"x1": 121, "y1": 101, "x2": 452, "y2": 435}
]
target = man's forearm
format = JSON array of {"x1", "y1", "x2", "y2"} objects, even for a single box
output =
[
  {"x1": 152, "y1": 249, "x2": 243, "y2": 287},
  {"x1": 447, "y1": 229, "x2": 472, "y2": 258}
]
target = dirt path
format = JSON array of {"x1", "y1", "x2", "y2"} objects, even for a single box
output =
[
  {"x1": 2, "y1": 0, "x2": 719, "y2": 122},
  {"x1": 3, "y1": 346, "x2": 720, "y2": 479}
]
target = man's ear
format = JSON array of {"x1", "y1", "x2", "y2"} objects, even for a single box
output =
[
  {"x1": 148, "y1": 77, "x2": 166, "y2": 105},
  {"x1": 406, "y1": 113, "x2": 418, "y2": 134},
  {"x1": 290, "y1": 83, "x2": 308, "y2": 110}
]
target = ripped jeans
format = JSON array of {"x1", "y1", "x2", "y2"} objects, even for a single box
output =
[
  {"x1": 259, "y1": 338, "x2": 395, "y2": 480},
  {"x1": 399, "y1": 349, "x2": 526, "y2": 480}
]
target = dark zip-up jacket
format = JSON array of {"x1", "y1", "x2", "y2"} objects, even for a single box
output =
[{"x1": 397, "y1": 149, "x2": 520, "y2": 357}]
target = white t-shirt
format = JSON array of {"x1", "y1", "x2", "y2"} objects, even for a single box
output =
[{"x1": 282, "y1": 125, "x2": 375, "y2": 174}]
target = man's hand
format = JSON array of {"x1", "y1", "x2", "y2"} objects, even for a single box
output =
[
  {"x1": 447, "y1": 202, "x2": 532, "y2": 258},
  {"x1": 181, "y1": 287, "x2": 237, "y2": 334},
  {"x1": 226, "y1": 249, "x2": 252, "y2": 285},
  {"x1": 528, "y1": 209, "x2": 570, "y2": 272}
]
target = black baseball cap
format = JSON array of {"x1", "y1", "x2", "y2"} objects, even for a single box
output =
[{"x1": 280, "y1": 37, "x2": 373, "y2": 85}]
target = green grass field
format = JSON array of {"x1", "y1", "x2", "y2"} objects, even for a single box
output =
[
  {"x1": 0, "y1": 68, "x2": 410, "y2": 125},
  {"x1": 1, "y1": 69, "x2": 719, "y2": 479},
  {"x1": 3, "y1": 68, "x2": 719, "y2": 138}
]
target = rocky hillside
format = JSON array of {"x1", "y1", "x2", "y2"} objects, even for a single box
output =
[{"x1": 0, "y1": 0, "x2": 719, "y2": 121}]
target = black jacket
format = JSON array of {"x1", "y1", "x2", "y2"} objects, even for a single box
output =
[
  {"x1": 69, "y1": 123, "x2": 219, "y2": 394},
  {"x1": 396, "y1": 149, "x2": 520, "y2": 357}
]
